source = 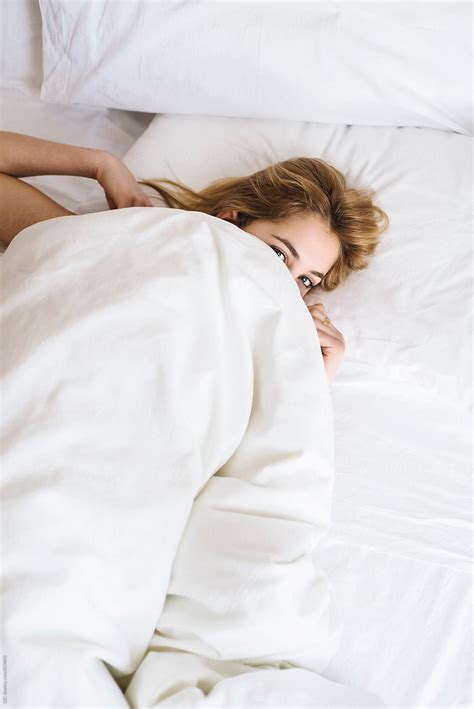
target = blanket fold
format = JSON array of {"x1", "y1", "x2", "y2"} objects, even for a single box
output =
[{"x1": 1, "y1": 207, "x2": 371, "y2": 707}]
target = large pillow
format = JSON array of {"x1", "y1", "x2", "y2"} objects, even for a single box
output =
[
  {"x1": 38, "y1": 0, "x2": 472, "y2": 134},
  {"x1": 1, "y1": 0, "x2": 43, "y2": 96},
  {"x1": 122, "y1": 114, "x2": 471, "y2": 411}
]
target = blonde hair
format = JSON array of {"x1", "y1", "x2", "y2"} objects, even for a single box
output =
[{"x1": 137, "y1": 157, "x2": 389, "y2": 291}]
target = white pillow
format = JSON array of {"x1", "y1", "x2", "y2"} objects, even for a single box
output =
[
  {"x1": 1, "y1": 0, "x2": 43, "y2": 95},
  {"x1": 38, "y1": 0, "x2": 472, "y2": 134},
  {"x1": 122, "y1": 114, "x2": 472, "y2": 410}
]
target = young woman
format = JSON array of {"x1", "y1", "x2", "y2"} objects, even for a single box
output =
[{"x1": 0, "y1": 131, "x2": 389, "y2": 383}]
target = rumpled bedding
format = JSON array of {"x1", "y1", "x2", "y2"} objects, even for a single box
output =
[{"x1": 1, "y1": 207, "x2": 382, "y2": 707}]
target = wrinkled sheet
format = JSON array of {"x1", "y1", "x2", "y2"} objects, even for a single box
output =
[
  {"x1": 1, "y1": 207, "x2": 382, "y2": 707},
  {"x1": 123, "y1": 113, "x2": 473, "y2": 707}
]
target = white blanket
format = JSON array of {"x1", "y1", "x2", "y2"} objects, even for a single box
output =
[{"x1": 1, "y1": 208, "x2": 382, "y2": 707}]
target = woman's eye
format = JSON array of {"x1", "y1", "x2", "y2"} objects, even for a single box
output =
[
  {"x1": 301, "y1": 275, "x2": 314, "y2": 289},
  {"x1": 271, "y1": 246, "x2": 286, "y2": 263}
]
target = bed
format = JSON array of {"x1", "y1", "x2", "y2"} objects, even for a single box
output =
[{"x1": 1, "y1": 1, "x2": 472, "y2": 707}]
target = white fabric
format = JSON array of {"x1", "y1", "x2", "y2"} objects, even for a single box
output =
[
  {"x1": 38, "y1": 0, "x2": 472, "y2": 134},
  {"x1": 127, "y1": 662, "x2": 383, "y2": 707},
  {"x1": 123, "y1": 114, "x2": 473, "y2": 707},
  {"x1": 126, "y1": 114, "x2": 472, "y2": 412},
  {"x1": 0, "y1": 0, "x2": 43, "y2": 96},
  {"x1": 1, "y1": 207, "x2": 382, "y2": 707}
]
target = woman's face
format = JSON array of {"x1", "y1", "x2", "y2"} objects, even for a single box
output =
[{"x1": 217, "y1": 210, "x2": 340, "y2": 298}]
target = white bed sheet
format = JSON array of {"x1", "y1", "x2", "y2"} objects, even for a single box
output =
[
  {"x1": 2, "y1": 95, "x2": 472, "y2": 709},
  {"x1": 2, "y1": 95, "x2": 470, "y2": 708},
  {"x1": 1, "y1": 3, "x2": 472, "y2": 707},
  {"x1": 124, "y1": 115, "x2": 473, "y2": 708}
]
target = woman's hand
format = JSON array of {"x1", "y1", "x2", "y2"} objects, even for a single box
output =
[
  {"x1": 95, "y1": 152, "x2": 154, "y2": 210},
  {"x1": 307, "y1": 303, "x2": 345, "y2": 384}
]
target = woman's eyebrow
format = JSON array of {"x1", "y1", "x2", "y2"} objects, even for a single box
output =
[
  {"x1": 272, "y1": 234, "x2": 299, "y2": 258},
  {"x1": 272, "y1": 234, "x2": 326, "y2": 279}
]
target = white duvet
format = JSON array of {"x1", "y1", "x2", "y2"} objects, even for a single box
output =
[{"x1": 1, "y1": 208, "x2": 382, "y2": 707}]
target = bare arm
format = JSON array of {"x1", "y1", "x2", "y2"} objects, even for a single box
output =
[
  {"x1": 0, "y1": 131, "x2": 107, "y2": 249},
  {"x1": 0, "y1": 132, "x2": 153, "y2": 250},
  {"x1": 0, "y1": 131, "x2": 106, "y2": 179}
]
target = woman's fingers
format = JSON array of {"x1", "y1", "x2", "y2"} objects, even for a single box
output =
[
  {"x1": 107, "y1": 196, "x2": 153, "y2": 209},
  {"x1": 306, "y1": 304, "x2": 345, "y2": 382},
  {"x1": 308, "y1": 303, "x2": 332, "y2": 327},
  {"x1": 307, "y1": 304, "x2": 345, "y2": 345},
  {"x1": 308, "y1": 302, "x2": 327, "y2": 314},
  {"x1": 312, "y1": 322, "x2": 334, "y2": 337},
  {"x1": 308, "y1": 308, "x2": 326, "y2": 321},
  {"x1": 132, "y1": 195, "x2": 154, "y2": 207},
  {"x1": 310, "y1": 320, "x2": 336, "y2": 344},
  {"x1": 96, "y1": 152, "x2": 156, "y2": 210}
]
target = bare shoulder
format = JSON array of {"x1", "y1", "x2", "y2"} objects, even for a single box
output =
[{"x1": 0, "y1": 172, "x2": 76, "y2": 249}]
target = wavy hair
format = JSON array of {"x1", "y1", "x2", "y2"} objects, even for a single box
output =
[{"x1": 137, "y1": 157, "x2": 389, "y2": 292}]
